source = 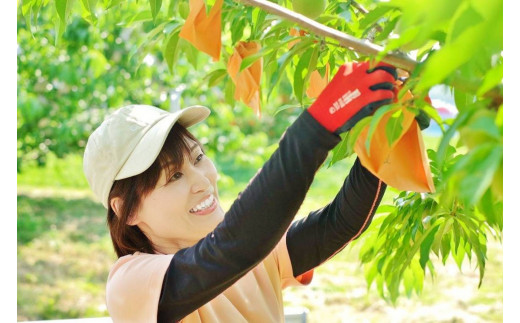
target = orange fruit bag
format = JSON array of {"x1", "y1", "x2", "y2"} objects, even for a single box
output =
[
  {"x1": 354, "y1": 90, "x2": 435, "y2": 193},
  {"x1": 227, "y1": 41, "x2": 263, "y2": 117},
  {"x1": 306, "y1": 63, "x2": 329, "y2": 99},
  {"x1": 179, "y1": 0, "x2": 223, "y2": 61}
]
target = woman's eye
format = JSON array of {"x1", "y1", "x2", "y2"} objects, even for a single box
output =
[
  {"x1": 195, "y1": 153, "x2": 204, "y2": 163},
  {"x1": 170, "y1": 172, "x2": 183, "y2": 181}
]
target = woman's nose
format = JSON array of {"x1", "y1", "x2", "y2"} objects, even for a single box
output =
[{"x1": 191, "y1": 168, "x2": 211, "y2": 194}]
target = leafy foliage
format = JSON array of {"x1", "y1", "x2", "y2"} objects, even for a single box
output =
[{"x1": 18, "y1": 0, "x2": 502, "y2": 305}]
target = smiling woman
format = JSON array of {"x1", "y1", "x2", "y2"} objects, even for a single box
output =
[
  {"x1": 106, "y1": 119, "x2": 225, "y2": 257},
  {"x1": 83, "y1": 61, "x2": 399, "y2": 323}
]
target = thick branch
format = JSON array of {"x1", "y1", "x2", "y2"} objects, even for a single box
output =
[{"x1": 235, "y1": 0, "x2": 417, "y2": 71}]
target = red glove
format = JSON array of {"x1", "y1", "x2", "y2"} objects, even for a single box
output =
[{"x1": 307, "y1": 61, "x2": 397, "y2": 134}]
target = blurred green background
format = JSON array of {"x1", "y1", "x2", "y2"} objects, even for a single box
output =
[{"x1": 17, "y1": 2, "x2": 502, "y2": 322}]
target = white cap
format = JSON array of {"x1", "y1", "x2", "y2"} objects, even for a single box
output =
[{"x1": 83, "y1": 104, "x2": 210, "y2": 209}]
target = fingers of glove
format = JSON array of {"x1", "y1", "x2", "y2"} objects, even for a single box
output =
[
  {"x1": 367, "y1": 86, "x2": 395, "y2": 105},
  {"x1": 365, "y1": 68, "x2": 398, "y2": 87},
  {"x1": 369, "y1": 82, "x2": 394, "y2": 91},
  {"x1": 367, "y1": 63, "x2": 398, "y2": 80}
]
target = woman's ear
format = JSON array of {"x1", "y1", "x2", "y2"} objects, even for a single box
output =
[
  {"x1": 110, "y1": 197, "x2": 140, "y2": 225},
  {"x1": 110, "y1": 197, "x2": 123, "y2": 218}
]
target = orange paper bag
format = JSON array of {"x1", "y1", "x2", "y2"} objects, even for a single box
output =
[
  {"x1": 179, "y1": 0, "x2": 223, "y2": 61},
  {"x1": 306, "y1": 63, "x2": 329, "y2": 99},
  {"x1": 354, "y1": 100, "x2": 435, "y2": 193},
  {"x1": 227, "y1": 41, "x2": 263, "y2": 117}
]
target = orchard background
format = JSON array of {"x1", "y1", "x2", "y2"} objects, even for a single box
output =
[{"x1": 17, "y1": 0, "x2": 503, "y2": 321}]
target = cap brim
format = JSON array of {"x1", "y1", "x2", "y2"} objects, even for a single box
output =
[{"x1": 115, "y1": 105, "x2": 210, "y2": 180}]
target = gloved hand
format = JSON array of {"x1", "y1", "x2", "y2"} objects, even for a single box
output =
[{"x1": 307, "y1": 61, "x2": 397, "y2": 135}]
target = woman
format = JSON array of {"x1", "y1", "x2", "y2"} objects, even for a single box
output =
[{"x1": 83, "y1": 61, "x2": 397, "y2": 322}]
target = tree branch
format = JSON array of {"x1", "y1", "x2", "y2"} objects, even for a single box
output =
[{"x1": 234, "y1": 0, "x2": 417, "y2": 71}]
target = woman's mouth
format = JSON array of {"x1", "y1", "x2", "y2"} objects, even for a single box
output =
[{"x1": 189, "y1": 195, "x2": 218, "y2": 215}]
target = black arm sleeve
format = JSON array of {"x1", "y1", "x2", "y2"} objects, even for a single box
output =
[
  {"x1": 286, "y1": 157, "x2": 387, "y2": 277},
  {"x1": 157, "y1": 110, "x2": 341, "y2": 322}
]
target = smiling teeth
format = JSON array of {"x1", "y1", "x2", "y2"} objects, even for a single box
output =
[{"x1": 190, "y1": 195, "x2": 214, "y2": 213}]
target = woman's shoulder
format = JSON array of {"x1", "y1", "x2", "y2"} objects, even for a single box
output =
[
  {"x1": 106, "y1": 252, "x2": 174, "y2": 321},
  {"x1": 107, "y1": 252, "x2": 174, "y2": 282}
]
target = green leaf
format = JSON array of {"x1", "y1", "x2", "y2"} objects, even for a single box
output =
[
  {"x1": 273, "y1": 104, "x2": 300, "y2": 117},
  {"x1": 268, "y1": 38, "x2": 313, "y2": 100},
  {"x1": 328, "y1": 132, "x2": 349, "y2": 167},
  {"x1": 436, "y1": 109, "x2": 474, "y2": 167},
  {"x1": 53, "y1": 15, "x2": 66, "y2": 46},
  {"x1": 440, "y1": 233, "x2": 450, "y2": 264},
  {"x1": 419, "y1": 224, "x2": 439, "y2": 269},
  {"x1": 454, "y1": 88, "x2": 473, "y2": 113},
  {"x1": 206, "y1": 69, "x2": 227, "y2": 88},
  {"x1": 128, "y1": 21, "x2": 168, "y2": 63},
  {"x1": 376, "y1": 204, "x2": 396, "y2": 214},
  {"x1": 180, "y1": 38, "x2": 199, "y2": 69},
  {"x1": 376, "y1": 274, "x2": 385, "y2": 298},
  {"x1": 293, "y1": 47, "x2": 313, "y2": 106},
  {"x1": 414, "y1": 5, "x2": 494, "y2": 92},
  {"x1": 22, "y1": 0, "x2": 35, "y2": 36},
  {"x1": 447, "y1": 3, "x2": 483, "y2": 43},
  {"x1": 451, "y1": 239, "x2": 465, "y2": 270},
  {"x1": 224, "y1": 79, "x2": 235, "y2": 106},
  {"x1": 150, "y1": 0, "x2": 162, "y2": 22},
  {"x1": 251, "y1": 7, "x2": 267, "y2": 39},
  {"x1": 402, "y1": 222, "x2": 438, "y2": 271},
  {"x1": 388, "y1": 271, "x2": 400, "y2": 304},
  {"x1": 303, "y1": 45, "x2": 319, "y2": 89},
  {"x1": 411, "y1": 259, "x2": 424, "y2": 294},
  {"x1": 163, "y1": 30, "x2": 180, "y2": 74},
  {"x1": 122, "y1": 10, "x2": 153, "y2": 26},
  {"x1": 80, "y1": 0, "x2": 98, "y2": 24},
  {"x1": 467, "y1": 231, "x2": 487, "y2": 287},
  {"x1": 230, "y1": 15, "x2": 247, "y2": 45},
  {"x1": 346, "y1": 117, "x2": 372, "y2": 157},
  {"x1": 164, "y1": 20, "x2": 182, "y2": 34},
  {"x1": 403, "y1": 266, "x2": 414, "y2": 297},
  {"x1": 359, "y1": 5, "x2": 393, "y2": 30},
  {"x1": 450, "y1": 144, "x2": 502, "y2": 206},
  {"x1": 22, "y1": 0, "x2": 35, "y2": 16},
  {"x1": 364, "y1": 104, "x2": 398, "y2": 154},
  {"x1": 385, "y1": 109, "x2": 404, "y2": 147},
  {"x1": 237, "y1": 37, "x2": 304, "y2": 73},
  {"x1": 477, "y1": 61, "x2": 502, "y2": 96},
  {"x1": 55, "y1": 0, "x2": 72, "y2": 23},
  {"x1": 452, "y1": 219, "x2": 462, "y2": 251},
  {"x1": 495, "y1": 104, "x2": 503, "y2": 129},
  {"x1": 432, "y1": 217, "x2": 452, "y2": 256},
  {"x1": 104, "y1": 0, "x2": 123, "y2": 10},
  {"x1": 375, "y1": 16, "x2": 399, "y2": 42},
  {"x1": 478, "y1": 188, "x2": 498, "y2": 229},
  {"x1": 178, "y1": 1, "x2": 189, "y2": 19},
  {"x1": 365, "y1": 262, "x2": 379, "y2": 289}
]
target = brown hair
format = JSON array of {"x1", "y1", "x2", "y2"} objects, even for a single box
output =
[{"x1": 107, "y1": 122, "x2": 203, "y2": 258}]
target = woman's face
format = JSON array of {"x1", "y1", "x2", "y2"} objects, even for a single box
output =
[{"x1": 130, "y1": 139, "x2": 225, "y2": 254}]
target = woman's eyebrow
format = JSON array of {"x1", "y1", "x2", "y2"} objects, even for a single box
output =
[{"x1": 190, "y1": 144, "x2": 199, "y2": 151}]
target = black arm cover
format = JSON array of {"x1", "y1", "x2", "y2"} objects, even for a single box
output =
[
  {"x1": 286, "y1": 157, "x2": 387, "y2": 277},
  {"x1": 157, "y1": 110, "x2": 340, "y2": 322}
]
